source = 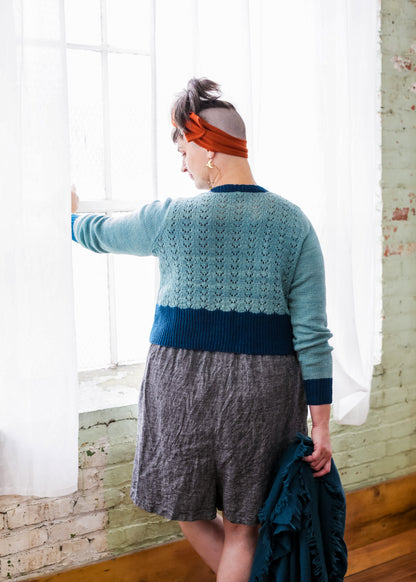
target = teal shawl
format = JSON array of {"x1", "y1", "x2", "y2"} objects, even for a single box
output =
[{"x1": 250, "y1": 434, "x2": 348, "y2": 582}]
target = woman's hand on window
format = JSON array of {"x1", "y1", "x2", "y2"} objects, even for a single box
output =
[{"x1": 71, "y1": 185, "x2": 79, "y2": 213}]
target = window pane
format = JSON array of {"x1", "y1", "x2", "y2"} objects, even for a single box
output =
[
  {"x1": 72, "y1": 245, "x2": 111, "y2": 370},
  {"x1": 67, "y1": 49, "x2": 105, "y2": 200},
  {"x1": 106, "y1": 0, "x2": 151, "y2": 52},
  {"x1": 113, "y1": 255, "x2": 156, "y2": 363},
  {"x1": 108, "y1": 54, "x2": 153, "y2": 201},
  {"x1": 64, "y1": 0, "x2": 101, "y2": 45}
]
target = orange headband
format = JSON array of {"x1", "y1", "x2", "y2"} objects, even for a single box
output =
[{"x1": 182, "y1": 112, "x2": 248, "y2": 158}]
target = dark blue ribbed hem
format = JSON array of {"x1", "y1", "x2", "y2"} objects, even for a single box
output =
[
  {"x1": 150, "y1": 305, "x2": 295, "y2": 355},
  {"x1": 210, "y1": 184, "x2": 267, "y2": 193},
  {"x1": 304, "y1": 378, "x2": 333, "y2": 405}
]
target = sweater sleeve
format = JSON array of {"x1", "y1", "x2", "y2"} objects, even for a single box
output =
[
  {"x1": 288, "y1": 222, "x2": 333, "y2": 405},
  {"x1": 72, "y1": 198, "x2": 172, "y2": 256}
]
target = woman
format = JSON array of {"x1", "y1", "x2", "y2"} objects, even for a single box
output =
[{"x1": 72, "y1": 78, "x2": 333, "y2": 582}]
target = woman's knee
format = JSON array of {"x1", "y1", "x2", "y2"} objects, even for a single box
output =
[
  {"x1": 222, "y1": 517, "x2": 259, "y2": 541},
  {"x1": 178, "y1": 517, "x2": 223, "y2": 536},
  {"x1": 178, "y1": 519, "x2": 196, "y2": 534}
]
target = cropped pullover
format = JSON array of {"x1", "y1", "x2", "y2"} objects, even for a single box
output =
[{"x1": 72, "y1": 185, "x2": 333, "y2": 405}]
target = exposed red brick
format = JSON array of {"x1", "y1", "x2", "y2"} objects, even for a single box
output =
[
  {"x1": 384, "y1": 244, "x2": 401, "y2": 257},
  {"x1": 392, "y1": 55, "x2": 413, "y2": 71},
  {"x1": 384, "y1": 242, "x2": 416, "y2": 257},
  {"x1": 392, "y1": 207, "x2": 409, "y2": 220}
]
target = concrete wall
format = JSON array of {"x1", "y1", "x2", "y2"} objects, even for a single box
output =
[{"x1": 1, "y1": 1, "x2": 416, "y2": 579}]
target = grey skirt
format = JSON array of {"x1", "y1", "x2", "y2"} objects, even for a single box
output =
[{"x1": 130, "y1": 344, "x2": 308, "y2": 525}]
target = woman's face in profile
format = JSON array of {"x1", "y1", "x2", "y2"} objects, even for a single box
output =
[{"x1": 177, "y1": 136, "x2": 211, "y2": 190}]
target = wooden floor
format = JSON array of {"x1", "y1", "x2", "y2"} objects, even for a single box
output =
[
  {"x1": 346, "y1": 551, "x2": 416, "y2": 581},
  {"x1": 345, "y1": 528, "x2": 416, "y2": 576},
  {"x1": 31, "y1": 535, "x2": 416, "y2": 582},
  {"x1": 31, "y1": 473, "x2": 416, "y2": 582}
]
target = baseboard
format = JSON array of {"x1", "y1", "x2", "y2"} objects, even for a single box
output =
[
  {"x1": 30, "y1": 540, "x2": 215, "y2": 582},
  {"x1": 344, "y1": 472, "x2": 416, "y2": 550}
]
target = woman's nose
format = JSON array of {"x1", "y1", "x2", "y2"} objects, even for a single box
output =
[{"x1": 181, "y1": 159, "x2": 187, "y2": 173}]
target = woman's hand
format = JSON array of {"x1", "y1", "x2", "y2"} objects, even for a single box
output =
[
  {"x1": 303, "y1": 404, "x2": 332, "y2": 478},
  {"x1": 71, "y1": 185, "x2": 79, "y2": 213}
]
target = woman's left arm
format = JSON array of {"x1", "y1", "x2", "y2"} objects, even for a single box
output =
[
  {"x1": 288, "y1": 221, "x2": 333, "y2": 476},
  {"x1": 288, "y1": 222, "x2": 333, "y2": 406}
]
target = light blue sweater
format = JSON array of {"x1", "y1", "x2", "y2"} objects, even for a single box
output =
[{"x1": 72, "y1": 185, "x2": 333, "y2": 405}]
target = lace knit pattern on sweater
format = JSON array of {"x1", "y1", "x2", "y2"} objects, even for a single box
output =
[
  {"x1": 154, "y1": 189, "x2": 300, "y2": 313},
  {"x1": 73, "y1": 185, "x2": 333, "y2": 404}
]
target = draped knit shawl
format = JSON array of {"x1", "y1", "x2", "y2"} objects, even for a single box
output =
[{"x1": 250, "y1": 434, "x2": 348, "y2": 582}]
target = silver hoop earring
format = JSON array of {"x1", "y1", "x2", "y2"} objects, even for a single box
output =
[{"x1": 206, "y1": 159, "x2": 214, "y2": 169}]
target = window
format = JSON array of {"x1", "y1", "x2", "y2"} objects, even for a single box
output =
[
  {"x1": 67, "y1": 1, "x2": 381, "y2": 422},
  {"x1": 66, "y1": 0, "x2": 158, "y2": 370}
]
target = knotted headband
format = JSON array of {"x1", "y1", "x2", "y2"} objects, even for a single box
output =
[{"x1": 180, "y1": 111, "x2": 248, "y2": 158}]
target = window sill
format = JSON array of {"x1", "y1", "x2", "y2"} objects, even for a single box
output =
[{"x1": 78, "y1": 363, "x2": 145, "y2": 413}]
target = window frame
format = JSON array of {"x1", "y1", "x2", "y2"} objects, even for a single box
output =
[{"x1": 67, "y1": 0, "x2": 158, "y2": 370}]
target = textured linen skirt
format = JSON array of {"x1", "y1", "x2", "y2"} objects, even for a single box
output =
[{"x1": 130, "y1": 344, "x2": 308, "y2": 525}]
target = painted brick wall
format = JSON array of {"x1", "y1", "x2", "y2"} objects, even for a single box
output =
[
  {"x1": 0, "y1": 406, "x2": 181, "y2": 580},
  {"x1": 328, "y1": 0, "x2": 416, "y2": 490},
  {"x1": 1, "y1": 1, "x2": 415, "y2": 580}
]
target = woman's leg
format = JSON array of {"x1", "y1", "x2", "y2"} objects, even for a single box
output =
[
  {"x1": 180, "y1": 514, "x2": 258, "y2": 581},
  {"x1": 216, "y1": 516, "x2": 259, "y2": 582},
  {"x1": 178, "y1": 514, "x2": 225, "y2": 574}
]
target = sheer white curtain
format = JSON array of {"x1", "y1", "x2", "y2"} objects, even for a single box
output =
[
  {"x1": 314, "y1": 1, "x2": 382, "y2": 424},
  {"x1": 155, "y1": 0, "x2": 381, "y2": 424},
  {"x1": 247, "y1": 0, "x2": 382, "y2": 424},
  {"x1": 0, "y1": 0, "x2": 78, "y2": 496}
]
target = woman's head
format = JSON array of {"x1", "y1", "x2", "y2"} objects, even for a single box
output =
[
  {"x1": 172, "y1": 78, "x2": 252, "y2": 190},
  {"x1": 171, "y1": 78, "x2": 246, "y2": 144}
]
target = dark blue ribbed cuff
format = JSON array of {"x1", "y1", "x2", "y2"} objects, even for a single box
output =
[
  {"x1": 304, "y1": 378, "x2": 332, "y2": 405},
  {"x1": 71, "y1": 214, "x2": 79, "y2": 242}
]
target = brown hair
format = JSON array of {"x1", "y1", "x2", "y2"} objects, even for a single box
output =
[{"x1": 171, "y1": 78, "x2": 235, "y2": 143}]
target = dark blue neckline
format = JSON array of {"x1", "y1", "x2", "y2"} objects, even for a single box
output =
[{"x1": 210, "y1": 184, "x2": 267, "y2": 193}]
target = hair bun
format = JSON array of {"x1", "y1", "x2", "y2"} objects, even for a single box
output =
[
  {"x1": 186, "y1": 78, "x2": 222, "y2": 112},
  {"x1": 172, "y1": 77, "x2": 233, "y2": 140}
]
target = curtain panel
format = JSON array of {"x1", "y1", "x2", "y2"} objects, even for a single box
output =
[{"x1": 0, "y1": 0, "x2": 78, "y2": 497}]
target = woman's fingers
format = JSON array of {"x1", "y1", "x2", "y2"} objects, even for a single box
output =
[
  {"x1": 303, "y1": 450, "x2": 331, "y2": 475},
  {"x1": 310, "y1": 458, "x2": 332, "y2": 478},
  {"x1": 71, "y1": 187, "x2": 79, "y2": 213},
  {"x1": 303, "y1": 426, "x2": 332, "y2": 477}
]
